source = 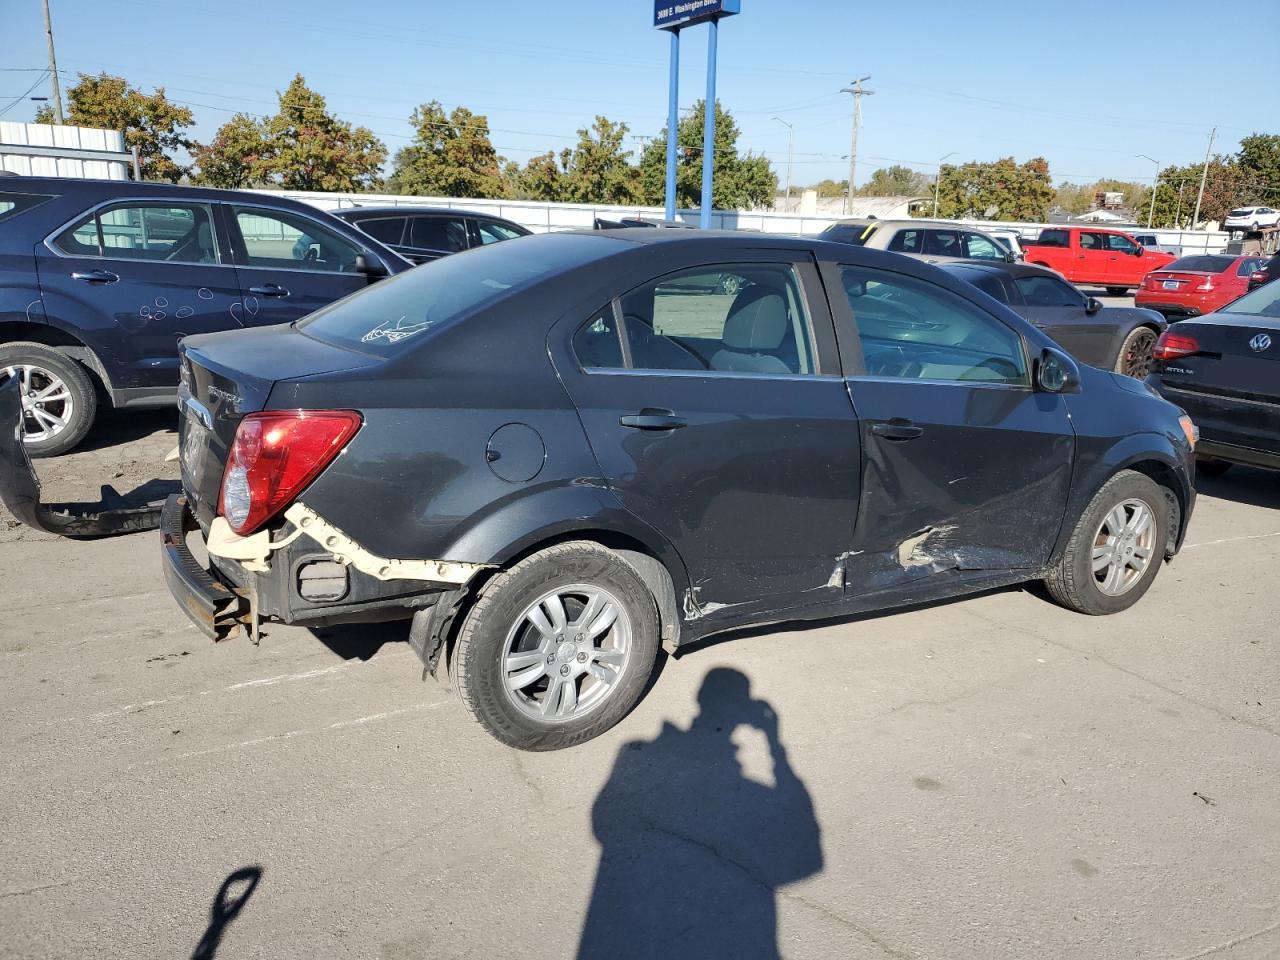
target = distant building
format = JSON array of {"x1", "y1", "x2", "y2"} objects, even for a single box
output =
[{"x1": 773, "y1": 192, "x2": 929, "y2": 218}]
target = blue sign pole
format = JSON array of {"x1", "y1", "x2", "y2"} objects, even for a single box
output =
[
  {"x1": 664, "y1": 29, "x2": 680, "y2": 222},
  {"x1": 699, "y1": 18, "x2": 717, "y2": 229}
]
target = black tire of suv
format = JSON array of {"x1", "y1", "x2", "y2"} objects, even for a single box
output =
[
  {"x1": 1044, "y1": 470, "x2": 1170, "y2": 616},
  {"x1": 1195, "y1": 458, "x2": 1232, "y2": 478},
  {"x1": 452, "y1": 541, "x2": 660, "y2": 751},
  {"x1": 1105, "y1": 286, "x2": 1130, "y2": 296},
  {"x1": 0, "y1": 342, "x2": 98, "y2": 458}
]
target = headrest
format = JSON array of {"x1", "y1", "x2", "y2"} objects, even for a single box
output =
[{"x1": 722, "y1": 287, "x2": 788, "y2": 351}]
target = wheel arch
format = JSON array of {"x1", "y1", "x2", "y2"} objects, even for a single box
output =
[{"x1": 0, "y1": 320, "x2": 115, "y2": 401}]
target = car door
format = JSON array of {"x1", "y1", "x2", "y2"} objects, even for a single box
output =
[
  {"x1": 1104, "y1": 232, "x2": 1145, "y2": 285},
  {"x1": 1013, "y1": 274, "x2": 1113, "y2": 366},
  {"x1": 1076, "y1": 231, "x2": 1112, "y2": 284},
  {"x1": 823, "y1": 259, "x2": 1074, "y2": 592},
  {"x1": 224, "y1": 203, "x2": 385, "y2": 326},
  {"x1": 553, "y1": 253, "x2": 862, "y2": 616},
  {"x1": 35, "y1": 198, "x2": 242, "y2": 392}
]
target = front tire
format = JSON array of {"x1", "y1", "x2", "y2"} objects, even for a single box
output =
[
  {"x1": 453, "y1": 541, "x2": 660, "y2": 750},
  {"x1": 0, "y1": 342, "x2": 98, "y2": 457},
  {"x1": 1114, "y1": 326, "x2": 1158, "y2": 378},
  {"x1": 1105, "y1": 286, "x2": 1130, "y2": 296},
  {"x1": 1044, "y1": 470, "x2": 1169, "y2": 616}
]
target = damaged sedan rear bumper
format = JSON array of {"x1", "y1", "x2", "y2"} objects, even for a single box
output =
[{"x1": 161, "y1": 494, "x2": 251, "y2": 641}]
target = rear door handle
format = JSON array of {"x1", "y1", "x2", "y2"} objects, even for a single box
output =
[
  {"x1": 71, "y1": 269, "x2": 118, "y2": 284},
  {"x1": 248, "y1": 283, "x2": 289, "y2": 297},
  {"x1": 619, "y1": 408, "x2": 686, "y2": 431},
  {"x1": 871, "y1": 419, "x2": 924, "y2": 441}
]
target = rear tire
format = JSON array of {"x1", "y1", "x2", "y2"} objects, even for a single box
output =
[
  {"x1": 453, "y1": 541, "x2": 660, "y2": 751},
  {"x1": 1195, "y1": 458, "x2": 1232, "y2": 478},
  {"x1": 1044, "y1": 470, "x2": 1170, "y2": 616},
  {"x1": 1114, "y1": 326, "x2": 1158, "y2": 378},
  {"x1": 1105, "y1": 286, "x2": 1130, "y2": 296},
  {"x1": 0, "y1": 342, "x2": 98, "y2": 457}
]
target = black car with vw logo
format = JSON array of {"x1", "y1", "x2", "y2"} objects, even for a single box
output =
[{"x1": 1148, "y1": 277, "x2": 1280, "y2": 475}]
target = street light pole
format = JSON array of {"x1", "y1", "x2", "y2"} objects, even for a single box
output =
[
  {"x1": 772, "y1": 117, "x2": 793, "y2": 211},
  {"x1": 1137, "y1": 154, "x2": 1159, "y2": 228},
  {"x1": 932, "y1": 151, "x2": 956, "y2": 218},
  {"x1": 839, "y1": 76, "x2": 872, "y2": 216}
]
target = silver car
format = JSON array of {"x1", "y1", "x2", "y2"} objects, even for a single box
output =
[{"x1": 819, "y1": 219, "x2": 1017, "y2": 265}]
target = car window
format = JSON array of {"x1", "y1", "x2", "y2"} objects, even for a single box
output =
[
  {"x1": 409, "y1": 216, "x2": 469, "y2": 252},
  {"x1": 959, "y1": 269, "x2": 1012, "y2": 304},
  {"x1": 886, "y1": 229, "x2": 923, "y2": 254},
  {"x1": 923, "y1": 230, "x2": 962, "y2": 257},
  {"x1": 1079, "y1": 232, "x2": 1107, "y2": 251},
  {"x1": 233, "y1": 206, "x2": 362, "y2": 273},
  {"x1": 818, "y1": 223, "x2": 871, "y2": 245},
  {"x1": 0, "y1": 191, "x2": 52, "y2": 222},
  {"x1": 963, "y1": 232, "x2": 1004, "y2": 260},
  {"x1": 579, "y1": 263, "x2": 817, "y2": 376},
  {"x1": 1016, "y1": 275, "x2": 1083, "y2": 308},
  {"x1": 476, "y1": 220, "x2": 526, "y2": 245},
  {"x1": 1037, "y1": 229, "x2": 1069, "y2": 247},
  {"x1": 1167, "y1": 255, "x2": 1232, "y2": 273},
  {"x1": 353, "y1": 216, "x2": 406, "y2": 246},
  {"x1": 572, "y1": 307, "x2": 626, "y2": 370},
  {"x1": 838, "y1": 264, "x2": 1028, "y2": 385},
  {"x1": 1105, "y1": 233, "x2": 1140, "y2": 254},
  {"x1": 1237, "y1": 258, "x2": 1267, "y2": 277},
  {"x1": 53, "y1": 202, "x2": 220, "y2": 264}
]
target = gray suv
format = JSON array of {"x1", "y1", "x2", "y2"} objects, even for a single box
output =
[{"x1": 820, "y1": 219, "x2": 1016, "y2": 265}]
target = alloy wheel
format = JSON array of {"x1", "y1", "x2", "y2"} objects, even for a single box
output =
[
  {"x1": 1121, "y1": 329, "x2": 1158, "y2": 378},
  {"x1": 3, "y1": 364, "x2": 74, "y2": 443},
  {"x1": 1091, "y1": 498, "x2": 1157, "y2": 596},
  {"x1": 501, "y1": 583, "x2": 633, "y2": 723}
]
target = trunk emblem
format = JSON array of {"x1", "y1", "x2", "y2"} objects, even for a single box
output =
[
  {"x1": 207, "y1": 385, "x2": 242, "y2": 411},
  {"x1": 1250, "y1": 333, "x2": 1272, "y2": 352}
]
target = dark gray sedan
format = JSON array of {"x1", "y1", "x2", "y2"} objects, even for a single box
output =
[{"x1": 940, "y1": 261, "x2": 1166, "y2": 378}]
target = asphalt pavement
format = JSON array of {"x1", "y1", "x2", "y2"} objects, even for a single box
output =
[{"x1": 3, "y1": 445, "x2": 1280, "y2": 958}]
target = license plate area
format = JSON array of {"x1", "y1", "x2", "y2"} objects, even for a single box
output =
[{"x1": 1163, "y1": 280, "x2": 1181, "y2": 290}]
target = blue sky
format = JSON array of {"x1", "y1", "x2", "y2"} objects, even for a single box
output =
[{"x1": 2, "y1": 0, "x2": 1274, "y2": 189}]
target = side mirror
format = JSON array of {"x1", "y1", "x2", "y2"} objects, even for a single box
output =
[
  {"x1": 354, "y1": 253, "x2": 388, "y2": 279},
  {"x1": 1085, "y1": 297, "x2": 1103, "y2": 315},
  {"x1": 1134, "y1": 245, "x2": 1145, "y2": 257},
  {"x1": 1004, "y1": 250, "x2": 1017, "y2": 263},
  {"x1": 1036, "y1": 347, "x2": 1081, "y2": 394}
]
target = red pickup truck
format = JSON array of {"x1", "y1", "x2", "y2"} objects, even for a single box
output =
[{"x1": 1022, "y1": 227, "x2": 1176, "y2": 295}]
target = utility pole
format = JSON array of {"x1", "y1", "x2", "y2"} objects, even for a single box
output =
[
  {"x1": 1137, "y1": 154, "x2": 1159, "y2": 228},
  {"x1": 932, "y1": 151, "x2": 957, "y2": 218},
  {"x1": 772, "y1": 117, "x2": 793, "y2": 211},
  {"x1": 1191, "y1": 126, "x2": 1216, "y2": 230},
  {"x1": 41, "y1": 0, "x2": 64, "y2": 123},
  {"x1": 839, "y1": 76, "x2": 872, "y2": 216}
]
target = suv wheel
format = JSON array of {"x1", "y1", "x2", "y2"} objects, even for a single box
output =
[
  {"x1": 1114, "y1": 326, "x2": 1158, "y2": 378},
  {"x1": 0, "y1": 342, "x2": 98, "y2": 457},
  {"x1": 453, "y1": 541, "x2": 660, "y2": 750},
  {"x1": 1044, "y1": 470, "x2": 1170, "y2": 616}
]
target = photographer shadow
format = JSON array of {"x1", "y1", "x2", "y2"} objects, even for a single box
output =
[{"x1": 577, "y1": 668, "x2": 823, "y2": 960}]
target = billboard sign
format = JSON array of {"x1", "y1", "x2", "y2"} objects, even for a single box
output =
[{"x1": 654, "y1": 0, "x2": 740, "y2": 30}]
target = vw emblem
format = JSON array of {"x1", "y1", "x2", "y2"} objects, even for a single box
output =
[{"x1": 1250, "y1": 333, "x2": 1272, "y2": 352}]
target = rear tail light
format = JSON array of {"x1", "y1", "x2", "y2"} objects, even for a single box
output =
[
  {"x1": 219, "y1": 410, "x2": 362, "y2": 536},
  {"x1": 1194, "y1": 278, "x2": 1215, "y2": 292},
  {"x1": 1152, "y1": 331, "x2": 1200, "y2": 361}
]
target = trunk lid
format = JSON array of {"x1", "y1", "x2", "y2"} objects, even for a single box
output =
[{"x1": 178, "y1": 324, "x2": 379, "y2": 528}]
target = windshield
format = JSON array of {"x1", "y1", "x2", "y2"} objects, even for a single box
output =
[
  {"x1": 1166, "y1": 255, "x2": 1234, "y2": 273},
  {"x1": 298, "y1": 233, "x2": 626, "y2": 355},
  {"x1": 1221, "y1": 278, "x2": 1280, "y2": 318}
]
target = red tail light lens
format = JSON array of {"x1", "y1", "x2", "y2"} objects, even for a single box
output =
[
  {"x1": 219, "y1": 410, "x2": 361, "y2": 535},
  {"x1": 1151, "y1": 331, "x2": 1200, "y2": 361},
  {"x1": 1194, "y1": 279, "x2": 1215, "y2": 292}
]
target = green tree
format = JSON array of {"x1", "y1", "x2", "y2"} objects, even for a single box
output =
[
  {"x1": 1236, "y1": 133, "x2": 1280, "y2": 205},
  {"x1": 502, "y1": 152, "x2": 563, "y2": 201},
  {"x1": 1148, "y1": 158, "x2": 1257, "y2": 228},
  {"x1": 36, "y1": 73, "x2": 193, "y2": 182},
  {"x1": 858, "y1": 165, "x2": 931, "y2": 197},
  {"x1": 637, "y1": 100, "x2": 777, "y2": 210},
  {"x1": 935, "y1": 156, "x2": 1055, "y2": 221},
  {"x1": 794, "y1": 178, "x2": 848, "y2": 199},
  {"x1": 389, "y1": 101, "x2": 503, "y2": 198},
  {"x1": 1054, "y1": 179, "x2": 1151, "y2": 218},
  {"x1": 559, "y1": 117, "x2": 640, "y2": 204},
  {"x1": 190, "y1": 113, "x2": 268, "y2": 188},
  {"x1": 251, "y1": 75, "x2": 385, "y2": 191}
]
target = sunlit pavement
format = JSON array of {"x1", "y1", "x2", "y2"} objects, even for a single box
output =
[{"x1": 2, "y1": 467, "x2": 1278, "y2": 959}]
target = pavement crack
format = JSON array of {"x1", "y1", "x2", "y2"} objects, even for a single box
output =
[
  {"x1": 1171, "y1": 913, "x2": 1280, "y2": 959},
  {"x1": 1, "y1": 877, "x2": 85, "y2": 899}
]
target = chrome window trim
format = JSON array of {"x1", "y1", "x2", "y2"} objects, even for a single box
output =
[{"x1": 43, "y1": 196, "x2": 225, "y2": 266}]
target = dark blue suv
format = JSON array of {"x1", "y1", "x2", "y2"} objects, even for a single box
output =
[{"x1": 0, "y1": 178, "x2": 410, "y2": 455}]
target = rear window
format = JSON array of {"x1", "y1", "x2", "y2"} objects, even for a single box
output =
[
  {"x1": 298, "y1": 233, "x2": 627, "y2": 355},
  {"x1": 819, "y1": 223, "x2": 874, "y2": 246},
  {"x1": 1166, "y1": 255, "x2": 1234, "y2": 273},
  {"x1": 0, "y1": 191, "x2": 51, "y2": 222},
  {"x1": 1037, "y1": 229, "x2": 1069, "y2": 247}
]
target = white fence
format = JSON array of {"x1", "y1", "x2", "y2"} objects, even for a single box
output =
[
  {"x1": 0, "y1": 121, "x2": 132, "y2": 180},
  {"x1": 258, "y1": 189, "x2": 1230, "y2": 255}
]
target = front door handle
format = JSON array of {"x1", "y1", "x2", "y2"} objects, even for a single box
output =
[
  {"x1": 871, "y1": 419, "x2": 924, "y2": 441},
  {"x1": 248, "y1": 283, "x2": 289, "y2": 297},
  {"x1": 619, "y1": 408, "x2": 686, "y2": 431},
  {"x1": 71, "y1": 269, "x2": 118, "y2": 284}
]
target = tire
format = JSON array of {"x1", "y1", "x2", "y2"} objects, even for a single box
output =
[
  {"x1": 1114, "y1": 326, "x2": 1159, "y2": 378},
  {"x1": 1252, "y1": 222, "x2": 1260, "y2": 232},
  {"x1": 0, "y1": 342, "x2": 98, "y2": 457},
  {"x1": 1044, "y1": 470, "x2": 1170, "y2": 616},
  {"x1": 453, "y1": 541, "x2": 660, "y2": 751},
  {"x1": 1105, "y1": 286, "x2": 1130, "y2": 296},
  {"x1": 1195, "y1": 458, "x2": 1232, "y2": 478}
]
